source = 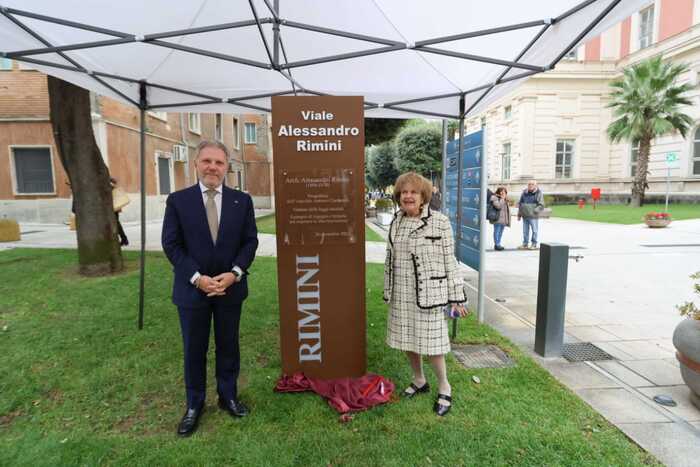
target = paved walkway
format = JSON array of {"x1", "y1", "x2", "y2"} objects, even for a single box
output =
[
  {"x1": 4, "y1": 213, "x2": 700, "y2": 465},
  {"x1": 0, "y1": 209, "x2": 274, "y2": 252},
  {"x1": 370, "y1": 215, "x2": 700, "y2": 467},
  {"x1": 1, "y1": 211, "x2": 390, "y2": 261}
]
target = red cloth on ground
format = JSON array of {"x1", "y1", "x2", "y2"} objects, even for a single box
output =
[{"x1": 275, "y1": 373, "x2": 395, "y2": 413}]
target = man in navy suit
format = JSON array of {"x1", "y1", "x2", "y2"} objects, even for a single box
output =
[{"x1": 162, "y1": 140, "x2": 258, "y2": 437}]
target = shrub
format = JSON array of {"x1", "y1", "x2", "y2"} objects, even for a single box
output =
[
  {"x1": 677, "y1": 272, "x2": 700, "y2": 320},
  {"x1": 375, "y1": 198, "x2": 394, "y2": 212},
  {"x1": 394, "y1": 123, "x2": 442, "y2": 176}
]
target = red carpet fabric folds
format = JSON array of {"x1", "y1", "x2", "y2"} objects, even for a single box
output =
[{"x1": 275, "y1": 373, "x2": 395, "y2": 414}]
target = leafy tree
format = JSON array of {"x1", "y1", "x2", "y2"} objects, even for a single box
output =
[
  {"x1": 364, "y1": 118, "x2": 406, "y2": 146},
  {"x1": 365, "y1": 146, "x2": 377, "y2": 188},
  {"x1": 607, "y1": 57, "x2": 694, "y2": 207},
  {"x1": 394, "y1": 123, "x2": 442, "y2": 178},
  {"x1": 447, "y1": 120, "x2": 459, "y2": 140},
  {"x1": 48, "y1": 77, "x2": 123, "y2": 275},
  {"x1": 367, "y1": 142, "x2": 399, "y2": 189}
]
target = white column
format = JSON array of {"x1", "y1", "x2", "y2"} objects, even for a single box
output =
[
  {"x1": 598, "y1": 95, "x2": 612, "y2": 178},
  {"x1": 518, "y1": 96, "x2": 537, "y2": 180},
  {"x1": 601, "y1": 23, "x2": 621, "y2": 60}
]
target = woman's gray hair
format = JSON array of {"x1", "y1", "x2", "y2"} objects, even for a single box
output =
[{"x1": 195, "y1": 140, "x2": 230, "y2": 161}]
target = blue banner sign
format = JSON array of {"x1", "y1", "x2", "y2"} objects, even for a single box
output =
[{"x1": 444, "y1": 130, "x2": 484, "y2": 271}]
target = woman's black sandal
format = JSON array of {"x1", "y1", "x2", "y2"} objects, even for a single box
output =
[
  {"x1": 434, "y1": 394, "x2": 452, "y2": 416},
  {"x1": 403, "y1": 382, "x2": 430, "y2": 399}
]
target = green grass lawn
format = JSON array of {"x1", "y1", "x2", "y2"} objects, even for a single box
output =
[
  {"x1": 551, "y1": 203, "x2": 700, "y2": 224},
  {"x1": 256, "y1": 213, "x2": 386, "y2": 242},
  {"x1": 0, "y1": 249, "x2": 658, "y2": 466}
]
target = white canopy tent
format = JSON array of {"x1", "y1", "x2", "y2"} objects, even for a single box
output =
[
  {"x1": 2, "y1": 0, "x2": 645, "y2": 117},
  {"x1": 1, "y1": 0, "x2": 646, "y2": 326}
]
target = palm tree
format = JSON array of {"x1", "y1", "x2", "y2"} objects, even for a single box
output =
[{"x1": 607, "y1": 57, "x2": 694, "y2": 207}]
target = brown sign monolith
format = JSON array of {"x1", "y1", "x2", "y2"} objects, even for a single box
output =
[{"x1": 272, "y1": 95, "x2": 366, "y2": 379}]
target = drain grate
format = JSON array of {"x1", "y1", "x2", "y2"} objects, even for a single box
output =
[
  {"x1": 452, "y1": 344, "x2": 515, "y2": 369},
  {"x1": 562, "y1": 343, "x2": 613, "y2": 362}
]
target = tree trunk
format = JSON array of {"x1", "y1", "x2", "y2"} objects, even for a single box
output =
[
  {"x1": 47, "y1": 76, "x2": 123, "y2": 275},
  {"x1": 631, "y1": 136, "x2": 652, "y2": 208}
]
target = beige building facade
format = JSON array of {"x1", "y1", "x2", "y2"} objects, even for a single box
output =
[{"x1": 471, "y1": 0, "x2": 700, "y2": 201}]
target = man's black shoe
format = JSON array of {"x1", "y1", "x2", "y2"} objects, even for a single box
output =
[
  {"x1": 218, "y1": 398, "x2": 249, "y2": 418},
  {"x1": 177, "y1": 406, "x2": 204, "y2": 437}
]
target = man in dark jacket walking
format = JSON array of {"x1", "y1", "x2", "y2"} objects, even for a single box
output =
[{"x1": 517, "y1": 180, "x2": 544, "y2": 250}]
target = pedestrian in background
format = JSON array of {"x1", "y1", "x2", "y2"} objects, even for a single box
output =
[
  {"x1": 110, "y1": 178, "x2": 130, "y2": 246},
  {"x1": 517, "y1": 180, "x2": 544, "y2": 250},
  {"x1": 489, "y1": 186, "x2": 510, "y2": 251},
  {"x1": 429, "y1": 185, "x2": 442, "y2": 211}
]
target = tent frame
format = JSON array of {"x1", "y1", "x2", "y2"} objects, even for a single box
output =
[
  {"x1": 1, "y1": 0, "x2": 623, "y2": 116},
  {"x1": 0, "y1": 0, "x2": 625, "y2": 327}
]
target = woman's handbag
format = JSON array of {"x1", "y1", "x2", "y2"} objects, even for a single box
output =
[
  {"x1": 486, "y1": 201, "x2": 500, "y2": 222},
  {"x1": 112, "y1": 187, "x2": 130, "y2": 212}
]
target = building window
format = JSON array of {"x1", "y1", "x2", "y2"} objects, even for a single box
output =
[
  {"x1": 215, "y1": 113, "x2": 223, "y2": 142},
  {"x1": 555, "y1": 139, "x2": 574, "y2": 179},
  {"x1": 501, "y1": 143, "x2": 511, "y2": 180},
  {"x1": 156, "y1": 153, "x2": 172, "y2": 195},
  {"x1": 0, "y1": 58, "x2": 13, "y2": 70},
  {"x1": 188, "y1": 113, "x2": 201, "y2": 134},
  {"x1": 693, "y1": 127, "x2": 700, "y2": 175},
  {"x1": 504, "y1": 105, "x2": 512, "y2": 120},
  {"x1": 563, "y1": 47, "x2": 578, "y2": 61},
  {"x1": 244, "y1": 122, "x2": 257, "y2": 144},
  {"x1": 148, "y1": 110, "x2": 167, "y2": 121},
  {"x1": 639, "y1": 5, "x2": 654, "y2": 50},
  {"x1": 630, "y1": 140, "x2": 640, "y2": 177},
  {"x1": 12, "y1": 147, "x2": 54, "y2": 194},
  {"x1": 233, "y1": 117, "x2": 240, "y2": 149}
]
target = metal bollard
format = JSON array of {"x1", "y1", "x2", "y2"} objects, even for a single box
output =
[{"x1": 534, "y1": 243, "x2": 570, "y2": 357}]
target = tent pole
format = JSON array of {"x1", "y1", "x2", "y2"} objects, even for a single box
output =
[
  {"x1": 248, "y1": 0, "x2": 274, "y2": 66},
  {"x1": 463, "y1": 21, "x2": 551, "y2": 119},
  {"x1": 415, "y1": 47, "x2": 545, "y2": 72},
  {"x1": 551, "y1": 0, "x2": 624, "y2": 66},
  {"x1": 477, "y1": 124, "x2": 487, "y2": 324},
  {"x1": 452, "y1": 96, "x2": 465, "y2": 341},
  {"x1": 138, "y1": 81, "x2": 147, "y2": 330},
  {"x1": 414, "y1": 19, "x2": 547, "y2": 47},
  {"x1": 0, "y1": 9, "x2": 138, "y2": 106},
  {"x1": 441, "y1": 120, "x2": 448, "y2": 215},
  {"x1": 386, "y1": 92, "x2": 462, "y2": 107},
  {"x1": 272, "y1": 0, "x2": 280, "y2": 68}
]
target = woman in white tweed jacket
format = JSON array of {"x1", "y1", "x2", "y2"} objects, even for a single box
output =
[{"x1": 383, "y1": 172, "x2": 467, "y2": 416}]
